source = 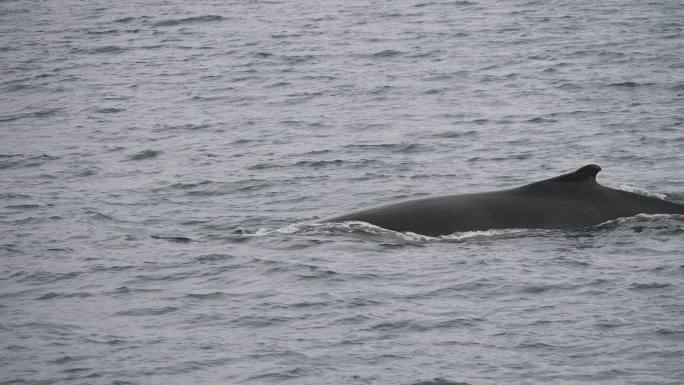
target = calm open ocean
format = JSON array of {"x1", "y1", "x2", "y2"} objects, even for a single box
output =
[{"x1": 1, "y1": 0, "x2": 683, "y2": 384}]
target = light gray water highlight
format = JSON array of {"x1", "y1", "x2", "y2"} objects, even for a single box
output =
[{"x1": 1, "y1": 0, "x2": 684, "y2": 384}]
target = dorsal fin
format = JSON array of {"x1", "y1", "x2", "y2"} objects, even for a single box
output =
[{"x1": 554, "y1": 164, "x2": 601, "y2": 182}]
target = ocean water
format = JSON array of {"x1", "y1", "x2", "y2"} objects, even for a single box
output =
[{"x1": 1, "y1": 0, "x2": 684, "y2": 384}]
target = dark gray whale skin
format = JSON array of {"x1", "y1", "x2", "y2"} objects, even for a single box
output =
[{"x1": 326, "y1": 165, "x2": 684, "y2": 236}]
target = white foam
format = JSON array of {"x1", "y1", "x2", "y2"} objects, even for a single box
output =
[{"x1": 617, "y1": 184, "x2": 666, "y2": 199}]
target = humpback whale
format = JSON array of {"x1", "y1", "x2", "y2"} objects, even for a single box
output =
[{"x1": 327, "y1": 164, "x2": 684, "y2": 236}]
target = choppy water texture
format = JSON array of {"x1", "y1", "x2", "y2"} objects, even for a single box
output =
[{"x1": 2, "y1": 0, "x2": 684, "y2": 384}]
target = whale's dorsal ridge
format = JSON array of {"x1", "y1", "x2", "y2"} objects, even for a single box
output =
[{"x1": 554, "y1": 164, "x2": 602, "y2": 182}]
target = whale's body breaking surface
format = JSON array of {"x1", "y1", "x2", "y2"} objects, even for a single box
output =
[{"x1": 326, "y1": 165, "x2": 684, "y2": 236}]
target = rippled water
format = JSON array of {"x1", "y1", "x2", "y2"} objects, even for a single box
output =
[{"x1": 2, "y1": 0, "x2": 684, "y2": 384}]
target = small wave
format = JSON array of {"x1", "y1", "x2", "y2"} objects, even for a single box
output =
[
  {"x1": 113, "y1": 16, "x2": 136, "y2": 23},
  {"x1": 129, "y1": 149, "x2": 161, "y2": 160},
  {"x1": 5, "y1": 204, "x2": 40, "y2": 209},
  {"x1": 414, "y1": 0, "x2": 475, "y2": 6},
  {"x1": 344, "y1": 143, "x2": 425, "y2": 153},
  {"x1": 156, "y1": 123, "x2": 212, "y2": 131},
  {"x1": 411, "y1": 379, "x2": 471, "y2": 385},
  {"x1": 370, "y1": 49, "x2": 404, "y2": 58},
  {"x1": 85, "y1": 209, "x2": 119, "y2": 221},
  {"x1": 154, "y1": 180, "x2": 211, "y2": 191},
  {"x1": 95, "y1": 107, "x2": 124, "y2": 113},
  {"x1": 183, "y1": 179, "x2": 272, "y2": 196},
  {"x1": 258, "y1": 221, "x2": 398, "y2": 237},
  {"x1": 86, "y1": 29, "x2": 119, "y2": 35},
  {"x1": 185, "y1": 292, "x2": 226, "y2": 300},
  {"x1": 0, "y1": 109, "x2": 62, "y2": 123},
  {"x1": 616, "y1": 184, "x2": 666, "y2": 199},
  {"x1": 114, "y1": 306, "x2": 179, "y2": 316},
  {"x1": 629, "y1": 282, "x2": 672, "y2": 290},
  {"x1": 608, "y1": 81, "x2": 654, "y2": 88},
  {"x1": 195, "y1": 253, "x2": 234, "y2": 262},
  {"x1": 20, "y1": 271, "x2": 80, "y2": 285},
  {"x1": 151, "y1": 235, "x2": 194, "y2": 243},
  {"x1": 73, "y1": 168, "x2": 97, "y2": 177},
  {"x1": 85, "y1": 45, "x2": 129, "y2": 54},
  {"x1": 294, "y1": 159, "x2": 344, "y2": 168},
  {"x1": 593, "y1": 213, "x2": 683, "y2": 230},
  {"x1": 432, "y1": 130, "x2": 478, "y2": 138},
  {"x1": 259, "y1": 221, "x2": 548, "y2": 243},
  {"x1": 35, "y1": 291, "x2": 93, "y2": 300},
  {"x1": 527, "y1": 116, "x2": 558, "y2": 123},
  {"x1": 153, "y1": 15, "x2": 225, "y2": 27}
]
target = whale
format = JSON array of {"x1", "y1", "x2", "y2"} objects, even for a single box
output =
[{"x1": 326, "y1": 164, "x2": 684, "y2": 236}]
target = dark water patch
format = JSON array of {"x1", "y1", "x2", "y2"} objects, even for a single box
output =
[
  {"x1": 128, "y1": 149, "x2": 161, "y2": 160},
  {"x1": 231, "y1": 315, "x2": 291, "y2": 328},
  {"x1": 284, "y1": 91, "x2": 325, "y2": 104},
  {"x1": 656, "y1": 328, "x2": 684, "y2": 338},
  {"x1": 247, "y1": 162, "x2": 284, "y2": 170},
  {"x1": 0, "y1": 192, "x2": 31, "y2": 199},
  {"x1": 243, "y1": 367, "x2": 309, "y2": 382},
  {"x1": 230, "y1": 138, "x2": 265, "y2": 145},
  {"x1": 48, "y1": 355, "x2": 86, "y2": 365},
  {"x1": 345, "y1": 297, "x2": 383, "y2": 308},
  {"x1": 423, "y1": 88, "x2": 448, "y2": 95},
  {"x1": 85, "y1": 209, "x2": 119, "y2": 222},
  {"x1": 527, "y1": 116, "x2": 558, "y2": 123},
  {"x1": 370, "y1": 49, "x2": 404, "y2": 58},
  {"x1": 114, "y1": 307, "x2": 179, "y2": 316},
  {"x1": 558, "y1": 83, "x2": 583, "y2": 90},
  {"x1": 19, "y1": 271, "x2": 80, "y2": 285},
  {"x1": 95, "y1": 107, "x2": 124, "y2": 114},
  {"x1": 296, "y1": 267, "x2": 338, "y2": 280},
  {"x1": 83, "y1": 45, "x2": 129, "y2": 54},
  {"x1": 184, "y1": 179, "x2": 272, "y2": 196},
  {"x1": 154, "y1": 180, "x2": 212, "y2": 191},
  {"x1": 404, "y1": 280, "x2": 496, "y2": 299},
  {"x1": 113, "y1": 16, "x2": 136, "y2": 23},
  {"x1": 73, "y1": 168, "x2": 97, "y2": 177},
  {"x1": 36, "y1": 292, "x2": 93, "y2": 300},
  {"x1": 608, "y1": 81, "x2": 655, "y2": 88},
  {"x1": 90, "y1": 265, "x2": 136, "y2": 273},
  {"x1": 629, "y1": 282, "x2": 672, "y2": 290},
  {"x1": 159, "y1": 123, "x2": 212, "y2": 131},
  {"x1": 282, "y1": 54, "x2": 315, "y2": 65},
  {"x1": 0, "y1": 109, "x2": 62, "y2": 123},
  {"x1": 466, "y1": 118, "x2": 489, "y2": 125},
  {"x1": 195, "y1": 253, "x2": 234, "y2": 262},
  {"x1": 520, "y1": 284, "x2": 554, "y2": 294},
  {"x1": 129, "y1": 269, "x2": 199, "y2": 282},
  {"x1": 367, "y1": 319, "x2": 430, "y2": 333},
  {"x1": 266, "y1": 81, "x2": 291, "y2": 88},
  {"x1": 432, "y1": 130, "x2": 477, "y2": 138},
  {"x1": 294, "y1": 159, "x2": 344, "y2": 168},
  {"x1": 516, "y1": 341, "x2": 558, "y2": 351},
  {"x1": 5, "y1": 204, "x2": 41, "y2": 210},
  {"x1": 5, "y1": 345, "x2": 29, "y2": 352},
  {"x1": 344, "y1": 143, "x2": 425, "y2": 153},
  {"x1": 153, "y1": 15, "x2": 226, "y2": 27},
  {"x1": 185, "y1": 292, "x2": 226, "y2": 300},
  {"x1": 411, "y1": 379, "x2": 471, "y2": 385},
  {"x1": 86, "y1": 29, "x2": 120, "y2": 35},
  {"x1": 151, "y1": 235, "x2": 194, "y2": 243},
  {"x1": 112, "y1": 286, "x2": 163, "y2": 295},
  {"x1": 272, "y1": 32, "x2": 303, "y2": 39}
]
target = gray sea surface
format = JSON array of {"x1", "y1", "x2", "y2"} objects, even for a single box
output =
[{"x1": 2, "y1": 0, "x2": 684, "y2": 384}]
